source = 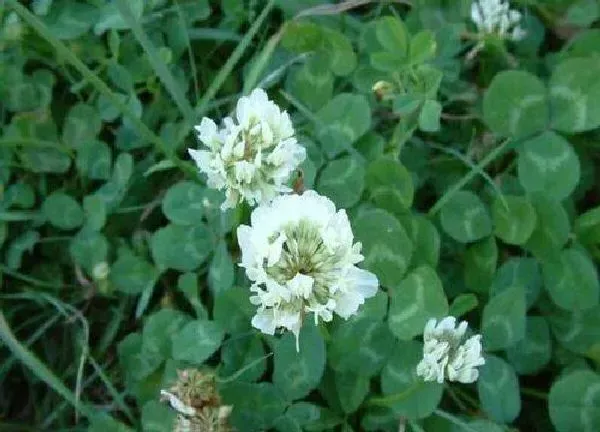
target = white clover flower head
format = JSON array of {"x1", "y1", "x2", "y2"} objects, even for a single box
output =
[
  {"x1": 416, "y1": 316, "x2": 485, "y2": 384},
  {"x1": 188, "y1": 88, "x2": 306, "y2": 210},
  {"x1": 237, "y1": 190, "x2": 379, "y2": 350},
  {"x1": 470, "y1": 0, "x2": 526, "y2": 41}
]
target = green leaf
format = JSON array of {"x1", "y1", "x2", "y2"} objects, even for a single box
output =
[
  {"x1": 316, "y1": 93, "x2": 371, "y2": 158},
  {"x1": 161, "y1": 181, "x2": 205, "y2": 225},
  {"x1": 208, "y1": 241, "x2": 235, "y2": 294},
  {"x1": 365, "y1": 157, "x2": 414, "y2": 215},
  {"x1": 285, "y1": 402, "x2": 322, "y2": 428},
  {"x1": 94, "y1": 0, "x2": 144, "y2": 35},
  {"x1": 281, "y1": 21, "x2": 322, "y2": 52},
  {"x1": 316, "y1": 155, "x2": 365, "y2": 208},
  {"x1": 448, "y1": 294, "x2": 479, "y2": 318},
  {"x1": 477, "y1": 355, "x2": 521, "y2": 423},
  {"x1": 353, "y1": 208, "x2": 413, "y2": 288},
  {"x1": 542, "y1": 248, "x2": 599, "y2": 311},
  {"x1": 176, "y1": 273, "x2": 208, "y2": 319},
  {"x1": 335, "y1": 371, "x2": 370, "y2": 414},
  {"x1": 62, "y1": 103, "x2": 102, "y2": 148},
  {"x1": 43, "y1": 0, "x2": 97, "y2": 40},
  {"x1": 214, "y1": 286, "x2": 254, "y2": 334},
  {"x1": 76, "y1": 140, "x2": 112, "y2": 180},
  {"x1": 88, "y1": 413, "x2": 134, "y2": 432},
  {"x1": 410, "y1": 30, "x2": 437, "y2": 64},
  {"x1": 4, "y1": 182, "x2": 35, "y2": 209},
  {"x1": 110, "y1": 252, "x2": 158, "y2": 295},
  {"x1": 517, "y1": 131, "x2": 580, "y2": 200},
  {"x1": 69, "y1": 228, "x2": 108, "y2": 273},
  {"x1": 380, "y1": 340, "x2": 443, "y2": 419},
  {"x1": 550, "y1": 57, "x2": 600, "y2": 133},
  {"x1": 42, "y1": 192, "x2": 84, "y2": 230},
  {"x1": 142, "y1": 309, "x2": 190, "y2": 361},
  {"x1": 374, "y1": 16, "x2": 408, "y2": 58},
  {"x1": 565, "y1": 0, "x2": 599, "y2": 27},
  {"x1": 549, "y1": 370, "x2": 600, "y2": 432},
  {"x1": 83, "y1": 195, "x2": 107, "y2": 231},
  {"x1": 151, "y1": 223, "x2": 213, "y2": 272},
  {"x1": 506, "y1": 316, "x2": 551, "y2": 375},
  {"x1": 388, "y1": 266, "x2": 449, "y2": 340},
  {"x1": 490, "y1": 257, "x2": 542, "y2": 309},
  {"x1": 481, "y1": 285, "x2": 526, "y2": 351},
  {"x1": 220, "y1": 336, "x2": 266, "y2": 383},
  {"x1": 273, "y1": 322, "x2": 325, "y2": 401},
  {"x1": 287, "y1": 57, "x2": 334, "y2": 111},
  {"x1": 171, "y1": 320, "x2": 224, "y2": 365},
  {"x1": 492, "y1": 195, "x2": 537, "y2": 245},
  {"x1": 440, "y1": 190, "x2": 492, "y2": 243},
  {"x1": 463, "y1": 236, "x2": 497, "y2": 293},
  {"x1": 393, "y1": 94, "x2": 422, "y2": 116},
  {"x1": 418, "y1": 99, "x2": 442, "y2": 132},
  {"x1": 525, "y1": 196, "x2": 570, "y2": 261},
  {"x1": 93, "y1": 152, "x2": 133, "y2": 211},
  {"x1": 403, "y1": 214, "x2": 440, "y2": 268},
  {"x1": 321, "y1": 28, "x2": 357, "y2": 77},
  {"x1": 118, "y1": 332, "x2": 162, "y2": 384},
  {"x1": 549, "y1": 305, "x2": 600, "y2": 358},
  {"x1": 483, "y1": 70, "x2": 548, "y2": 138},
  {"x1": 6, "y1": 230, "x2": 39, "y2": 270},
  {"x1": 221, "y1": 382, "x2": 286, "y2": 432},
  {"x1": 329, "y1": 317, "x2": 395, "y2": 377},
  {"x1": 141, "y1": 400, "x2": 176, "y2": 432}
]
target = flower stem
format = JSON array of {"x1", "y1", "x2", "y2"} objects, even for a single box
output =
[{"x1": 366, "y1": 381, "x2": 424, "y2": 407}]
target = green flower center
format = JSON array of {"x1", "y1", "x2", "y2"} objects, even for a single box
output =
[{"x1": 265, "y1": 219, "x2": 343, "y2": 303}]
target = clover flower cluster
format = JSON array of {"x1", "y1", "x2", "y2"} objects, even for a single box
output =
[
  {"x1": 160, "y1": 369, "x2": 232, "y2": 432},
  {"x1": 237, "y1": 191, "x2": 378, "y2": 350},
  {"x1": 188, "y1": 88, "x2": 306, "y2": 210},
  {"x1": 189, "y1": 89, "x2": 485, "y2": 374},
  {"x1": 471, "y1": 0, "x2": 526, "y2": 41},
  {"x1": 189, "y1": 89, "x2": 379, "y2": 348},
  {"x1": 416, "y1": 316, "x2": 485, "y2": 384}
]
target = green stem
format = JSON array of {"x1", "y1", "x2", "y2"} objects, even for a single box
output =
[
  {"x1": 428, "y1": 138, "x2": 512, "y2": 217},
  {"x1": 0, "y1": 264, "x2": 69, "y2": 289},
  {"x1": 521, "y1": 387, "x2": 548, "y2": 400},
  {"x1": 434, "y1": 409, "x2": 480, "y2": 432},
  {"x1": 367, "y1": 381, "x2": 424, "y2": 406},
  {"x1": 0, "y1": 312, "x2": 97, "y2": 420}
]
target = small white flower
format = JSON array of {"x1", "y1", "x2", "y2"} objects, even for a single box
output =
[
  {"x1": 471, "y1": 0, "x2": 526, "y2": 41},
  {"x1": 416, "y1": 316, "x2": 485, "y2": 384},
  {"x1": 188, "y1": 88, "x2": 306, "y2": 210},
  {"x1": 237, "y1": 190, "x2": 379, "y2": 350}
]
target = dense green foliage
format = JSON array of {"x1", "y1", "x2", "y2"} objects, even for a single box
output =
[{"x1": 1, "y1": 0, "x2": 600, "y2": 431}]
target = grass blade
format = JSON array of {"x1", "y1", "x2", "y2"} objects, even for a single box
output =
[
  {"x1": 428, "y1": 138, "x2": 512, "y2": 216},
  {"x1": 0, "y1": 312, "x2": 97, "y2": 420},
  {"x1": 115, "y1": 0, "x2": 195, "y2": 124},
  {"x1": 193, "y1": 0, "x2": 276, "y2": 120}
]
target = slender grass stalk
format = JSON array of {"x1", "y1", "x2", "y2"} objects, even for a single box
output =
[
  {"x1": 115, "y1": 0, "x2": 195, "y2": 124},
  {"x1": 217, "y1": 352, "x2": 274, "y2": 384},
  {"x1": 434, "y1": 409, "x2": 481, "y2": 432},
  {"x1": 367, "y1": 381, "x2": 424, "y2": 406},
  {"x1": 428, "y1": 138, "x2": 512, "y2": 216},
  {"x1": 174, "y1": 0, "x2": 200, "y2": 104},
  {"x1": 193, "y1": 0, "x2": 276, "y2": 121},
  {"x1": 0, "y1": 312, "x2": 97, "y2": 420},
  {"x1": 426, "y1": 141, "x2": 508, "y2": 210},
  {"x1": 0, "y1": 314, "x2": 60, "y2": 378}
]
